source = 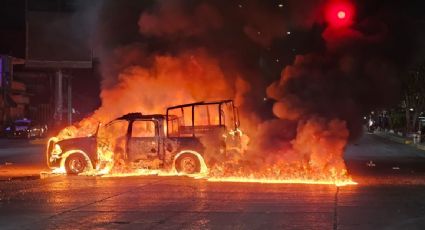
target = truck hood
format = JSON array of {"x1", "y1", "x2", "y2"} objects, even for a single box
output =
[{"x1": 56, "y1": 136, "x2": 97, "y2": 152}]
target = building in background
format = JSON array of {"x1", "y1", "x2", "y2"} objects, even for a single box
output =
[
  {"x1": 0, "y1": 55, "x2": 29, "y2": 126},
  {"x1": 0, "y1": 1, "x2": 100, "y2": 131}
]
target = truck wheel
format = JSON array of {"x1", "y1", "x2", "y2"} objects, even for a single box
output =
[
  {"x1": 175, "y1": 153, "x2": 200, "y2": 174},
  {"x1": 65, "y1": 153, "x2": 88, "y2": 175}
]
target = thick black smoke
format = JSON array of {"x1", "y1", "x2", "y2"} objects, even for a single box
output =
[
  {"x1": 267, "y1": 0, "x2": 425, "y2": 140},
  {"x1": 93, "y1": 0, "x2": 425, "y2": 141}
]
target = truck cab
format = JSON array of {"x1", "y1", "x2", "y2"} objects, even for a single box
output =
[{"x1": 46, "y1": 100, "x2": 241, "y2": 175}]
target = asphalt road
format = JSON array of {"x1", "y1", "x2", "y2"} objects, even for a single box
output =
[
  {"x1": 1, "y1": 134, "x2": 424, "y2": 181},
  {"x1": 1, "y1": 176, "x2": 425, "y2": 229},
  {"x1": 0, "y1": 134, "x2": 424, "y2": 229},
  {"x1": 345, "y1": 133, "x2": 425, "y2": 183},
  {"x1": 0, "y1": 138, "x2": 47, "y2": 178},
  {"x1": 0, "y1": 138, "x2": 45, "y2": 164}
]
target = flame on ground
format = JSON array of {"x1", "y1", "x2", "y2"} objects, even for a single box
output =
[
  {"x1": 207, "y1": 177, "x2": 357, "y2": 186},
  {"x1": 46, "y1": 110, "x2": 357, "y2": 187},
  {"x1": 46, "y1": 124, "x2": 357, "y2": 187},
  {"x1": 48, "y1": 167, "x2": 356, "y2": 186}
]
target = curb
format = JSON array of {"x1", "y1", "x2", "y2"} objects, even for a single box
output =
[
  {"x1": 29, "y1": 138, "x2": 47, "y2": 145},
  {"x1": 373, "y1": 131, "x2": 425, "y2": 152}
]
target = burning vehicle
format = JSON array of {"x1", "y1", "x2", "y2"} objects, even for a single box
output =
[{"x1": 46, "y1": 100, "x2": 242, "y2": 175}]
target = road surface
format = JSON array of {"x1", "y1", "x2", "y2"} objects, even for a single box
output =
[
  {"x1": 0, "y1": 134, "x2": 424, "y2": 229},
  {"x1": 0, "y1": 138, "x2": 46, "y2": 179},
  {"x1": 1, "y1": 175, "x2": 425, "y2": 229}
]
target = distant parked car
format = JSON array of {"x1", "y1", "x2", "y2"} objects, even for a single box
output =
[{"x1": 4, "y1": 119, "x2": 48, "y2": 139}]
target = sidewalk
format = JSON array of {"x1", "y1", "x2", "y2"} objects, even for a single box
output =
[{"x1": 373, "y1": 130, "x2": 425, "y2": 151}]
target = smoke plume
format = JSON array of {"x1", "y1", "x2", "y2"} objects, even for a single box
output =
[{"x1": 58, "y1": 0, "x2": 423, "y2": 181}]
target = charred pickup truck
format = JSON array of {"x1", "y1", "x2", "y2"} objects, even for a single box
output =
[{"x1": 46, "y1": 100, "x2": 242, "y2": 175}]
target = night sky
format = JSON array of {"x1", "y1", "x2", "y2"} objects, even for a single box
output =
[
  {"x1": 1, "y1": 0, "x2": 425, "y2": 124},
  {"x1": 1, "y1": 1, "x2": 424, "y2": 63}
]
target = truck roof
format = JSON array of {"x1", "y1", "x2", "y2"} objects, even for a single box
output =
[
  {"x1": 116, "y1": 113, "x2": 166, "y2": 121},
  {"x1": 166, "y1": 99, "x2": 233, "y2": 110},
  {"x1": 114, "y1": 100, "x2": 234, "y2": 121}
]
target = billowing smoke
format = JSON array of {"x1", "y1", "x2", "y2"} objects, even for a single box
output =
[
  {"x1": 58, "y1": 0, "x2": 423, "y2": 180},
  {"x1": 98, "y1": 48, "x2": 245, "y2": 119},
  {"x1": 138, "y1": 1, "x2": 222, "y2": 37},
  {"x1": 265, "y1": 0, "x2": 420, "y2": 141}
]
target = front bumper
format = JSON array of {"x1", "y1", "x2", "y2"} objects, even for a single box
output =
[
  {"x1": 47, "y1": 155, "x2": 61, "y2": 168},
  {"x1": 46, "y1": 138, "x2": 62, "y2": 168}
]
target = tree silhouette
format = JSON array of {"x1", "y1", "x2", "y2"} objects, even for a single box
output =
[{"x1": 403, "y1": 63, "x2": 425, "y2": 133}]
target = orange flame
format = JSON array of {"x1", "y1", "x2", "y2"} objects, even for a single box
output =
[{"x1": 48, "y1": 51, "x2": 356, "y2": 186}]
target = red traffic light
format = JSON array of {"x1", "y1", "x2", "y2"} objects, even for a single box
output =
[
  {"x1": 325, "y1": 1, "x2": 355, "y2": 28},
  {"x1": 337, "y1": 11, "x2": 346, "y2": 19}
]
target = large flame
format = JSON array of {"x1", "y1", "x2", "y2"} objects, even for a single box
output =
[{"x1": 48, "y1": 50, "x2": 356, "y2": 186}]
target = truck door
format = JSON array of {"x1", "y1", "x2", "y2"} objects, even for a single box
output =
[{"x1": 127, "y1": 119, "x2": 159, "y2": 162}]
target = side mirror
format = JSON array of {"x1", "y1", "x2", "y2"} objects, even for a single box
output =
[{"x1": 95, "y1": 122, "x2": 102, "y2": 137}]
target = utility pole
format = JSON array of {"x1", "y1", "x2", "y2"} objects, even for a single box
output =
[
  {"x1": 67, "y1": 75, "x2": 72, "y2": 125},
  {"x1": 54, "y1": 69, "x2": 63, "y2": 125}
]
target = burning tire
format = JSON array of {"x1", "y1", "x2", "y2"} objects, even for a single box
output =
[
  {"x1": 175, "y1": 153, "x2": 201, "y2": 174},
  {"x1": 65, "y1": 153, "x2": 89, "y2": 175}
]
